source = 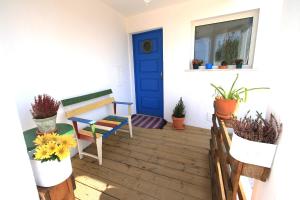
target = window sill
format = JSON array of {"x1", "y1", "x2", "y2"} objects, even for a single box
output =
[{"x1": 185, "y1": 66, "x2": 255, "y2": 72}]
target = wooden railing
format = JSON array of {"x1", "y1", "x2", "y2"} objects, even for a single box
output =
[{"x1": 209, "y1": 114, "x2": 270, "y2": 200}]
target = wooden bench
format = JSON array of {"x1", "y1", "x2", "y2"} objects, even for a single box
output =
[{"x1": 61, "y1": 89, "x2": 133, "y2": 165}]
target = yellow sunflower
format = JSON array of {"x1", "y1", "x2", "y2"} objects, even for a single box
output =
[
  {"x1": 46, "y1": 142, "x2": 58, "y2": 155},
  {"x1": 59, "y1": 135, "x2": 77, "y2": 148},
  {"x1": 46, "y1": 133, "x2": 60, "y2": 143},
  {"x1": 34, "y1": 145, "x2": 51, "y2": 160},
  {"x1": 55, "y1": 145, "x2": 70, "y2": 160},
  {"x1": 33, "y1": 135, "x2": 48, "y2": 146}
]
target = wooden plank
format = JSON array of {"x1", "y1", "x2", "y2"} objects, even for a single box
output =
[
  {"x1": 65, "y1": 97, "x2": 114, "y2": 118},
  {"x1": 74, "y1": 181, "x2": 118, "y2": 200},
  {"x1": 109, "y1": 132, "x2": 208, "y2": 162},
  {"x1": 72, "y1": 124, "x2": 212, "y2": 200},
  {"x1": 101, "y1": 142, "x2": 210, "y2": 177},
  {"x1": 85, "y1": 146, "x2": 211, "y2": 188},
  {"x1": 215, "y1": 154, "x2": 226, "y2": 200},
  {"x1": 242, "y1": 163, "x2": 271, "y2": 181},
  {"x1": 61, "y1": 89, "x2": 113, "y2": 106},
  {"x1": 216, "y1": 129, "x2": 233, "y2": 199},
  {"x1": 217, "y1": 117, "x2": 231, "y2": 151},
  {"x1": 209, "y1": 150, "x2": 217, "y2": 200},
  {"x1": 74, "y1": 168, "x2": 156, "y2": 200},
  {"x1": 120, "y1": 130, "x2": 208, "y2": 155},
  {"x1": 103, "y1": 135, "x2": 209, "y2": 168},
  {"x1": 72, "y1": 158, "x2": 202, "y2": 200}
]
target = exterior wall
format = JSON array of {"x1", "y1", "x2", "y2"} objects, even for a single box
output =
[
  {"x1": 126, "y1": 0, "x2": 284, "y2": 129},
  {"x1": 1, "y1": 0, "x2": 131, "y2": 130},
  {"x1": 251, "y1": 0, "x2": 300, "y2": 199},
  {"x1": 0, "y1": 0, "x2": 131, "y2": 197}
]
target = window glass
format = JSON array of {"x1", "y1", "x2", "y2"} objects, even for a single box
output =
[{"x1": 194, "y1": 17, "x2": 253, "y2": 66}]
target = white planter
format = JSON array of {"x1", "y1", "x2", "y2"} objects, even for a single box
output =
[
  {"x1": 229, "y1": 130, "x2": 277, "y2": 168},
  {"x1": 28, "y1": 151, "x2": 72, "y2": 187},
  {"x1": 33, "y1": 115, "x2": 57, "y2": 133}
]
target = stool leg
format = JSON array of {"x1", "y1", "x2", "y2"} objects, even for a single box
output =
[
  {"x1": 96, "y1": 137, "x2": 103, "y2": 165},
  {"x1": 128, "y1": 116, "x2": 133, "y2": 138},
  {"x1": 77, "y1": 139, "x2": 84, "y2": 159}
]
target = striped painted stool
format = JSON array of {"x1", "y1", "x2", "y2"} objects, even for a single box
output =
[{"x1": 61, "y1": 89, "x2": 133, "y2": 165}]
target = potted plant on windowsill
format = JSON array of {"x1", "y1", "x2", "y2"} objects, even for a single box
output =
[
  {"x1": 229, "y1": 111, "x2": 282, "y2": 168},
  {"x1": 28, "y1": 133, "x2": 77, "y2": 187},
  {"x1": 218, "y1": 60, "x2": 228, "y2": 69},
  {"x1": 192, "y1": 59, "x2": 203, "y2": 69},
  {"x1": 172, "y1": 97, "x2": 186, "y2": 130},
  {"x1": 31, "y1": 94, "x2": 61, "y2": 134},
  {"x1": 235, "y1": 59, "x2": 243, "y2": 69},
  {"x1": 211, "y1": 74, "x2": 269, "y2": 119}
]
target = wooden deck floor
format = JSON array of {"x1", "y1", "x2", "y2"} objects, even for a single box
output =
[{"x1": 72, "y1": 124, "x2": 212, "y2": 200}]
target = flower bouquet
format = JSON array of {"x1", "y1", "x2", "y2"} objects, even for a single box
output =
[{"x1": 29, "y1": 133, "x2": 77, "y2": 187}]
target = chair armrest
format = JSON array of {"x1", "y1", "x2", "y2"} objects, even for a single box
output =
[
  {"x1": 68, "y1": 117, "x2": 96, "y2": 125},
  {"x1": 113, "y1": 101, "x2": 133, "y2": 105}
]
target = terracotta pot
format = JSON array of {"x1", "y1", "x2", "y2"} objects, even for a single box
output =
[
  {"x1": 214, "y1": 99, "x2": 238, "y2": 119},
  {"x1": 172, "y1": 116, "x2": 185, "y2": 130},
  {"x1": 218, "y1": 65, "x2": 227, "y2": 69}
]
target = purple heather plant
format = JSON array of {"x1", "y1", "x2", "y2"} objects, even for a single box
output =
[
  {"x1": 232, "y1": 111, "x2": 282, "y2": 144},
  {"x1": 31, "y1": 94, "x2": 60, "y2": 119}
]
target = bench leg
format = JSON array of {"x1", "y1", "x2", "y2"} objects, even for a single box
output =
[
  {"x1": 77, "y1": 139, "x2": 84, "y2": 159},
  {"x1": 96, "y1": 137, "x2": 103, "y2": 165},
  {"x1": 128, "y1": 116, "x2": 133, "y2": 138}
]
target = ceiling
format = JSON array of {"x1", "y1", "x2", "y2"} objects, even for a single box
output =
[{"x1": 101, "y1": 0, "x2": 191, "y2": 16}]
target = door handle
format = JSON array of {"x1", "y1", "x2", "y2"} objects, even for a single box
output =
[{"x1": 160, "y1": 72, "x2": 163, "y2": 80}]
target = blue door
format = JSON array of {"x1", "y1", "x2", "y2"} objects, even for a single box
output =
[{"x1": 132, "y1": 29, "x2": 164, "y2": 117}]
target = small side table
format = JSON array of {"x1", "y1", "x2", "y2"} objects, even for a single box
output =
[
  {"x1": 23, "y1": 123, "x2": 76, "y2": 200},
  {"x1": 23, "y1": 123, "x2": 74, "y2": 151},
  {"x1": 38, "y1": 175, "x2": 76, "y2": 200}
]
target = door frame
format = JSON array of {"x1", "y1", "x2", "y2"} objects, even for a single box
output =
[{"x1": 129, "y1": 28, "x2": 164, "y2": 117}]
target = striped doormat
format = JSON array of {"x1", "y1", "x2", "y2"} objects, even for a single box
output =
[{"x1": 131, "y1": 114, "x2": 167, "y2": 129}]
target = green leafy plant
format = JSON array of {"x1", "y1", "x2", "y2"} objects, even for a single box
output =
[
  {"x1": 235, "y1": 59, "x2": 243, "y2": 65},
  {"x1": 232, "y1": 111, "x2": 282, "y2": 144},
  {"x1": 192, "y1": 59, "x2": 203, "y2": 66},
  {"x1": 215, "y1": 34, "x2": 240, "y2": 64},
  {"x1": 31, "y1": 94, "x2": 60, "y2": 119},
  {"x1": 173, "y1": 97, "x2": 185, "y2": 118},
  {"x1": 211, "y1": 74, "x2": 270, "y2": 102}
]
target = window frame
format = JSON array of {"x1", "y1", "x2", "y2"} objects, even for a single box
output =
[{"x1": 191, "y1": 9, "x2": 259, "y2": 69}]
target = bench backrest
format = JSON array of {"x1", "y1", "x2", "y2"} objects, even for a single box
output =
[{"x1": 61, "y1": 89, "x2": 114, "y2": 118}]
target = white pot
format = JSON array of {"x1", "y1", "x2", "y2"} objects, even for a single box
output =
[
  {"x1": 229, "y1": 129, "x2": 277, "y2": 168},
  {"x1": 28, "y1": 151, "x2": 72, "y2": 187},
  {"x1": 33, "y1": 115, "x2": 57, "y2": 133}
]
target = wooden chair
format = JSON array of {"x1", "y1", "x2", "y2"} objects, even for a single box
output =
[{"x1": 61, "y1": 89, "x2": 133, "y2": 165}]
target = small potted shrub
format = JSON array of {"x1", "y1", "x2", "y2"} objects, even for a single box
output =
[
  {"x1": 31, "y1": 94, "x2": 61, "y2": 133},
  {"x1": 172, "y1": 97, "x2": 186, "y2": 130},
  {"x1": 218, "y1": 60, "x2": 228, "y2": 69},
  {"x1": 211, "y1": 74, "x2": 269, "y2": 119},
  {"x1": 192, "y1": 59, "x2": 203, "y2": 69},
  {"x1": 29, "y1": 133, "x2": 77, "y2": 187},
  {"x1": 229, "y1": 111, "x2": 282, "y2": 168},
  {"x1": 235, "y1": 59, "x2": 243, "y2": 69}
]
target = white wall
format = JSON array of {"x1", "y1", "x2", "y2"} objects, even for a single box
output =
[
  {"x1": 251, "y1": 0, "x2": 300, "y2": 199},
  {"x1": 1, "y1": 0, "x2": 131, "y2": 130},
  {"x1": 0, "y1": 0, "x2": 130, "y2": 196},
  {"x1": 126, "y1": 0, "x2": 284, "y2": 129}
]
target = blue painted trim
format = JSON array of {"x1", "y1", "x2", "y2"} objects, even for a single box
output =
[
  {"x1": 102, "y1": 120, "x2": 128, "y2": 139},
  {"x1": 68, "y1": 117, "x2": 96, "y2": 125},
  {"x1": 113, "y1": 101, "x2": 133, "y2": 105}
]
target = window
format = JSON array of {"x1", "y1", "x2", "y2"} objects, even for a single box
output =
[{"x1": 192, "y1": 9, "x2": 259, "y2": 69}]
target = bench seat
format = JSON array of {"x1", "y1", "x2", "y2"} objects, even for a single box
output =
[{"x1": 61, "y1": 89, "x2": 133, "y2": 165}]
